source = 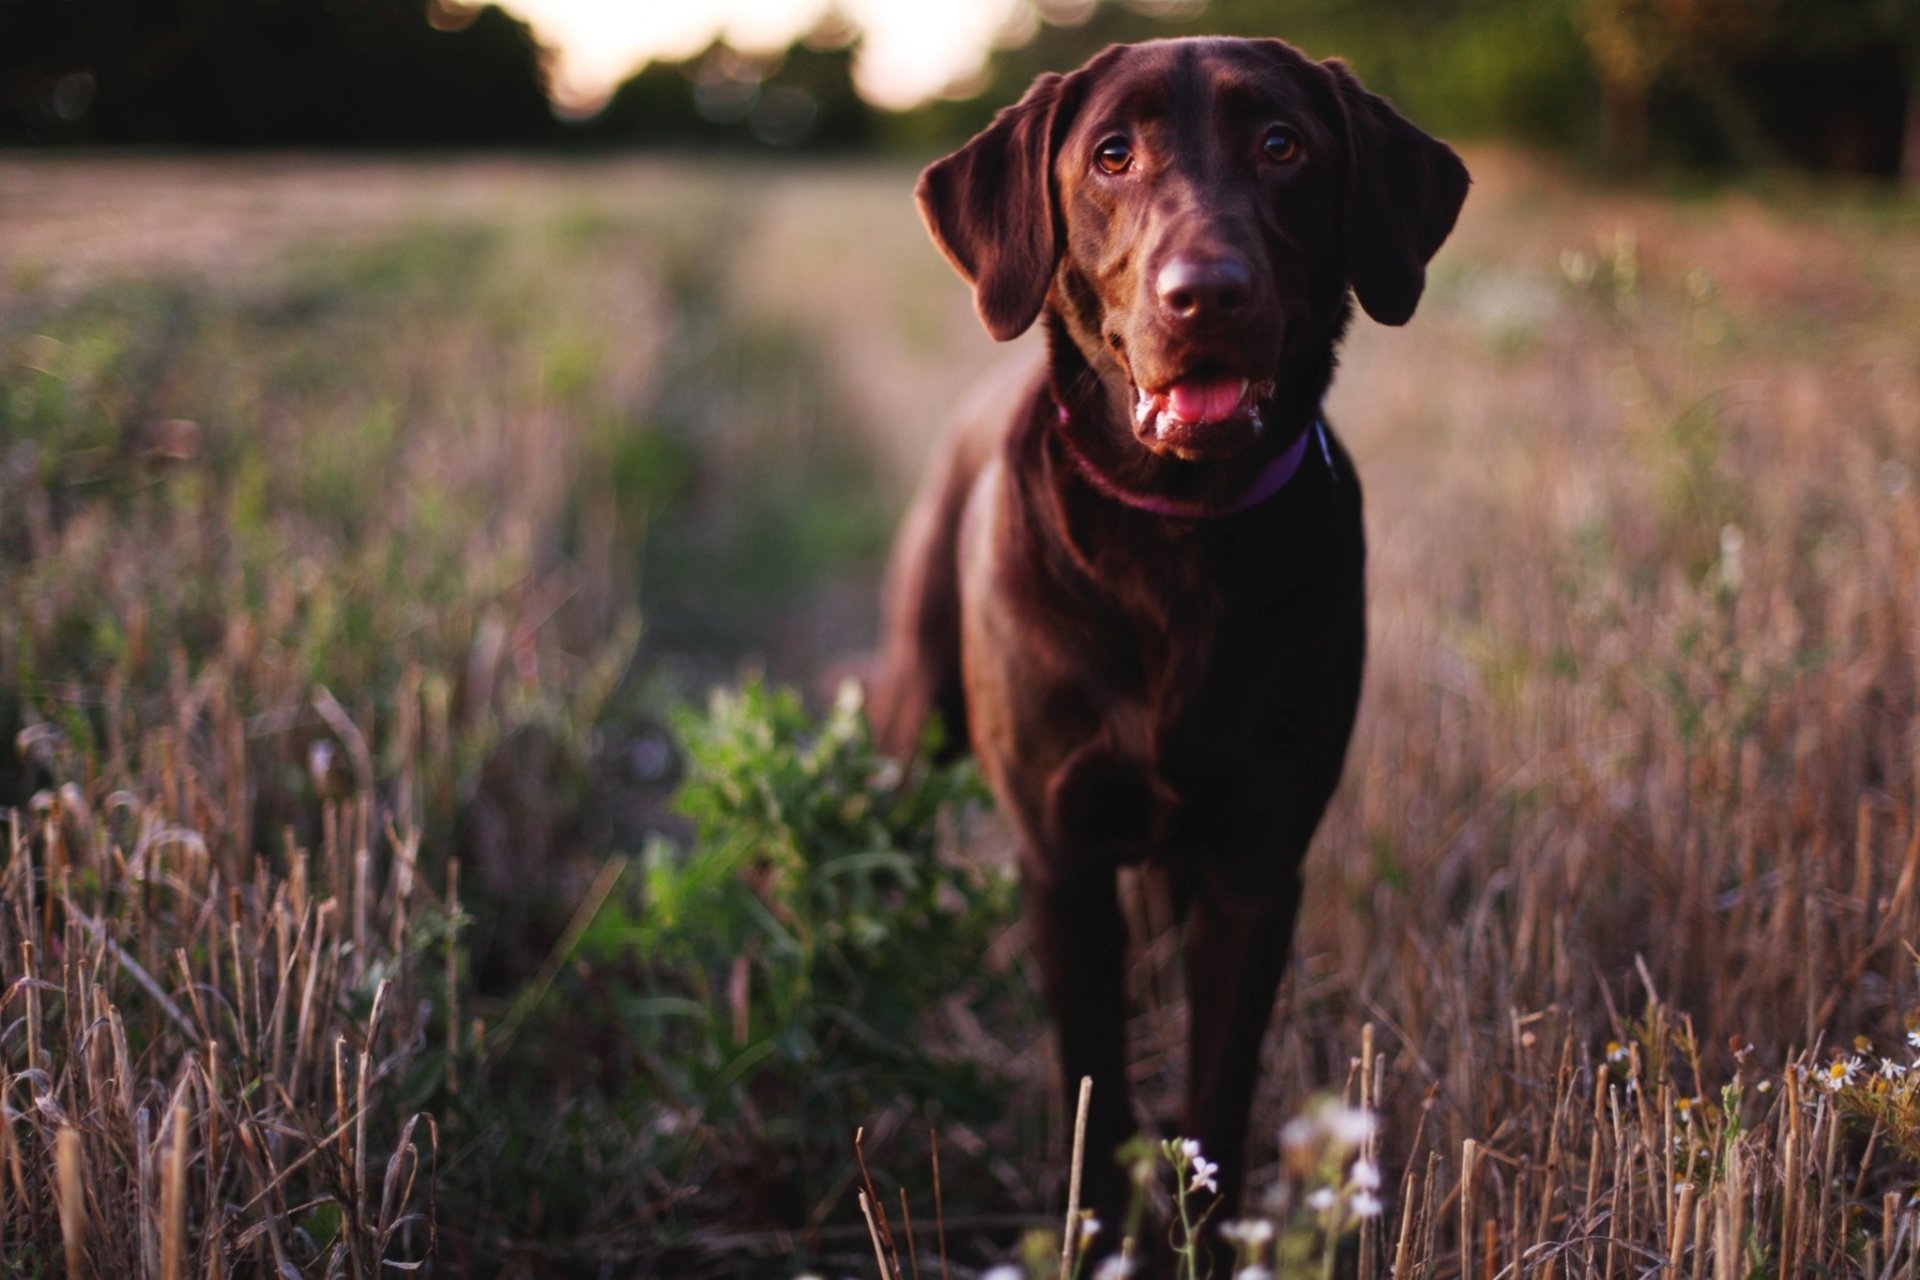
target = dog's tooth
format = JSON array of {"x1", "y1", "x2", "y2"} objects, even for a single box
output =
[{"x1": 1250, "y1": 406, "x2": 1264, "y2": 434}]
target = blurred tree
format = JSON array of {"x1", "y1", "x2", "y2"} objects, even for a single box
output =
[
  {"x1": 888, "y1": 0, "x2": 1910, "y2": 177},
  {"x1": 583, "y1": 17, "x2": 873, "y2": 152},
  {"x1": 4, "y1": 0, "x2": 1909, "y2": 173},
  {"x1": 885, "y1": 0, "x2": 1595, "y2": 156},
  {"x1": 588, "y1": 61, "x2": 709, "y2": 148},
  {"x1": 1574, "y1": 0, "x2": 1919, "y2": 173},
  {"x1": 1576, "y1": 0, "x2": 1672, "y2": 169},
  {"x1": 1736, "y1": 0, "x2": 1918, "y2": 178},
  {"x1": 0, "y1": 0, "x2": 555, "y2": 145}
]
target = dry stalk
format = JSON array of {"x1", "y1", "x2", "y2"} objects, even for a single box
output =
[{"x1": 1059, "y1": 1075, "x2": 1092, "y2": 1280}]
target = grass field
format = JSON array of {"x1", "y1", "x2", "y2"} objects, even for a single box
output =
[{"x1": 3, "y1": 150, "x2": 1920, "y2": 1278}]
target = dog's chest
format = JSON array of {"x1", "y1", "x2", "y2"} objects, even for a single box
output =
[
  {"x1": 962, "y1": 444, "x2": 1363, "y2": 859},
  {"x1": 1059, "y1": 571, "x2": 1305, "y2": 839}
]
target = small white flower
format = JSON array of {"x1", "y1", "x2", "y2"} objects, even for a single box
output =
[
  {"x1": 1881, "y1": 1058, "x2": 1908, "y2": 1080},
  {"x1": 1233, "y1": 1269, "x2": 1275, "y2": 1280},
  {"x1": 1280, "y1": 1116, "x2": 1316, "y2": 1152},
  {"x1": 981, "y1": 1268, "x2": 1025, "y2": 1280},
  {"x1": 1306, "y1": 1187, "x2": 1338, "y2": 1213},
  {"x1": 1093, "y1": 1258, "x2": 1134, "y2": 1280},
  {"x1": 1822, "y1": 1057, "x2": 1863, "y2": 1091},
  {"x1": 1189, "y1": 1155, "x2": 1220, "y2": 1195},
  {"x1": 1221, "y1": 1219, "x2": 1275, "y2": 1248},
  {"x1": 1756, "y1": 1079, "x2": 1773, "y2": 1094},
  {"x1": 1180, "y1": 1138, "x2": 1203, "y2": 1161},
  {"x1": 1907, "y1": 1029, "x2": 1920, "y2": 1051},
  {"x1": 1078, "y1": 1216, "x2": 1102, "y2": 1243},
  {"x1": 1350, "y1": 1158, "x2": 1381, "y2": 1192},
  {"x1": 1328, "y1": 1106, "x2": 1376, "y2": 1148},
  {"x1": 1350, "y1": 1190, "x2": 1384, "y2": 1219}
]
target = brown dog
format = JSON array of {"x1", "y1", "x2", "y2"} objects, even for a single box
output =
[{"x1": 869, "y1": 37, "x2": 1468, "y2": 1239}]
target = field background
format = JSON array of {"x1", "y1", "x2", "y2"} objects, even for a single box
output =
[{"x1": 4, "y1": 150, "x2": 1920, "y2": 1277}]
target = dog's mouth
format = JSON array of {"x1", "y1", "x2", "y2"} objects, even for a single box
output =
[{"x1": 1131, "y1": 370, "x2": 1276, "y2": 460}]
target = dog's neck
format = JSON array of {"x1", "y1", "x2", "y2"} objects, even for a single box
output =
[{"x1": 1051, "y1": 401, "x2": 1329, "y2": 519}]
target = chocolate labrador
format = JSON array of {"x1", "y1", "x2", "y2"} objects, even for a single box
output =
[{"x1": 869, "y1": 36, "x2": 1468, "y2": 1238}]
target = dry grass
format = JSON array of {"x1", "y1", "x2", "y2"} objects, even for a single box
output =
[
  {"x1": 1, "y1": 801, "x2": 447, "y2": 1274},
  {"x1": 846, "y1": 151, "x2": 1920, "y2": 1279},
  {"x1": 4, "y1": 148, "x2": 1920, "y2": 1276},
  {"x1": 1263, "y1": 150, "x2": 1920, "y2": 1278}
]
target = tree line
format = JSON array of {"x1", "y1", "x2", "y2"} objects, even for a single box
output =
[{"x1": 3, "y1": 0, "x2": 1915, "y2": 176}]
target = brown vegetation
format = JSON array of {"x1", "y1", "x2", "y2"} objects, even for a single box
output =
[{"x1": 3, "y1": 150, "x2": 1919, "y2": 1276}]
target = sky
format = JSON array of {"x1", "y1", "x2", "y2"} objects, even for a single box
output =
[{"x1": 491, "y1": 0, "x2": 1043, "y2": 113}]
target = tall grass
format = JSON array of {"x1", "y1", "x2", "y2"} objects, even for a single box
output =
[
  {"x1": 3, "y1": 151, "x2": 1920, "y2": 1276},
  {"x1": 1216, "y1": 158, "x2": 1920, "y2": 1278},
  {"x1": 0, "y1": 158, "x2": 921, "y2": 1273},
  {"x1": 1, "y1": 791, "x2": 450, "y2": 1274},
  {"x1": 1, "y1": 173, "x2": 656, "y2": 1274}
]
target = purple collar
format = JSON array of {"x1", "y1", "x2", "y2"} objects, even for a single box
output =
[{"x1": 1054, "y1": 402, "x2": 1331, "y2": 519}]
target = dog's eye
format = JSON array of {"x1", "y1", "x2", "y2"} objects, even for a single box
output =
[
  {"x1": 1261, "y1": 126, "x2": 1301, "y2": 165},
  {"x1": 1094, "y1": 137, "x2": 1133, "y2": 175}
]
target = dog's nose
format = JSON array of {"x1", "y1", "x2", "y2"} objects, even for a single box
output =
[{"x1": 1156, "y1": 256, "x2": 1253, "y2": 322}]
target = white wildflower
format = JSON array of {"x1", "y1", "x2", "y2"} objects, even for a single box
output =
[
  {"x1": 1189, "y1": 1154, "x2": 1220, "y2": 1195},
  {"x1": 1280, "y1": 1115, "x2": 1316, "y2": 1153},
  {"x1": 1822, "y1": 1057, "x2": 1863, "y2": 1091},
  {"x1": 1350, "y1": 1158, "x2": 1381, "y2": 1192},
  {"x1": 981, "y1": 1268, "x2": 1025, "y2": 1280},
  {"x1": 1351, "y1": 1190, "x2": 1384, "y2": 1219},
  {"x1": 1093, "y1": 1258, "x2": 1134, "y2": 1280},
  {"x1": 1881, "y1": 1058, "x2": 1908, "y2": 1080},
  {"x1": 1221, "y1": 1219, "x2": 1275, "y2": 1248},
  {"x1": 1328, "y1": 1106, "x2": 1376, "y2": 1149},
  {"x1": 1234, "y1": 1269, "x2": 1275, "y2": 1280},
  {"x1": 1306, "y1": 1187, "x2": 1338, "y2": 1213},
  {"x1": 1180, "y1": 1138, "x2": 1203, "y2": 1161},
  {"x1": 1078, "y1": 1216, "x2": 1102, "y2": 1244}
]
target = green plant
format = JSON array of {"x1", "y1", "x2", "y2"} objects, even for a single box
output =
[{"x1": 571, "y1": 679, "x2": 1020, "y2": 1221}]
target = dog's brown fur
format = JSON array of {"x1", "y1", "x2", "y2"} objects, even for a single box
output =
[{"x1": 870, "y1": 36, "x2": 1468, "y2": 1241}]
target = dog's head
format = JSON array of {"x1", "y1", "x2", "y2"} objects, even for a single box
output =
[{"x1": 918, "y1": 38, "x2": 1469, "y2": 461}]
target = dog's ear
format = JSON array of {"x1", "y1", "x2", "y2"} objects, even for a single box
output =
[
  {"x1": 916, "y1": 72, "x2": 1073, "y2": 342},
  {"x1": 1322, "y1": 59, "x2": 1470, "y2": 327}
]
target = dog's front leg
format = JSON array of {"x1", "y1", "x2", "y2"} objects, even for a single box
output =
[
  {"x1": 1021, "y1": 855, "x2": 1135, "y2": 1240},
  {"x1": 1182, "y1": 851, "x2": 1306, "y2": 1227}
]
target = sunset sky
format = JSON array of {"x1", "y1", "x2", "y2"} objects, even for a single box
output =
[{"x1": 492, "y1": 0, "x2": 1041, "y2": 113}]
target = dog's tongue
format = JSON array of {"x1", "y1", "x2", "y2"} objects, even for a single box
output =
[{"x1": 1165, "y1": 375, "x2": 1246, "y2": 424}]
